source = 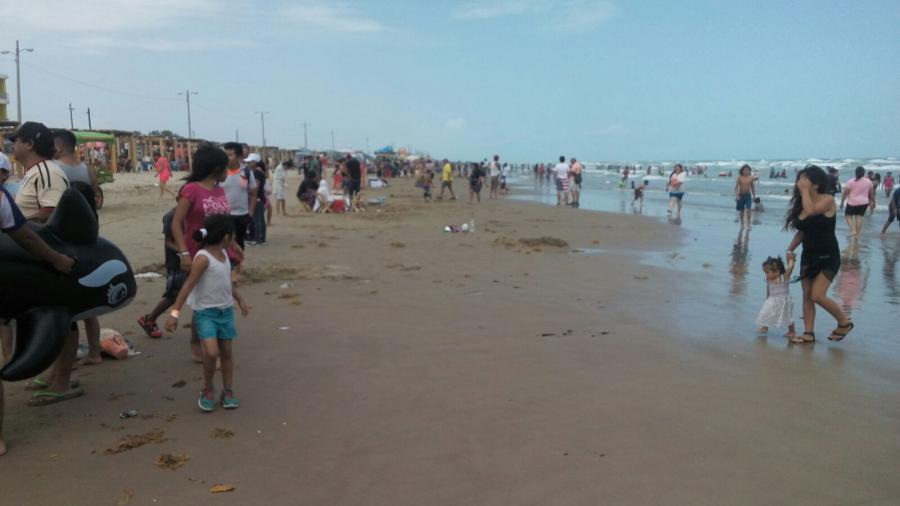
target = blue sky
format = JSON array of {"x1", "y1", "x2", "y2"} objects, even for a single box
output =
[{"x1": 2, "y1": 0, "x2": 899, "y2": 161}]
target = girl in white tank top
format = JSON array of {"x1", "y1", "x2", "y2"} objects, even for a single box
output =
[{"x1": 165, "y1": 214, "x2": 249, "y2": 412}]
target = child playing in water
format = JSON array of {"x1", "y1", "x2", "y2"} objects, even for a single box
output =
[
  {"x1": 632, "y1": 180, "x2": 646, "y2": 206},
  {"x1": 756, "y1": 253, "x2": 796, "y2": 339},
  {"x1": 165, "y1": 214, "x2": 249, "y2": 412},
  {"x1": 753, "y1": 197, "x2": 765, "y2": 213}
]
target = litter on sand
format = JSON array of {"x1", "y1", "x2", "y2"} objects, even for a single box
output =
[{"x1": 210, "y1": 484, "x2": 235, "y2": 493}]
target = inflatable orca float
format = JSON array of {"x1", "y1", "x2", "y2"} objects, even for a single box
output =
[{"x1": 0, "y1": 188, "x2": 136, "y2": 381}]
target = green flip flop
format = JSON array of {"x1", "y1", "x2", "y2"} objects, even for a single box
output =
[
  {"x1": 24, "y1": 379, "x2": 80, "y2": 391},
  {"x1": 27, "y1": 387, "x2": 85, "y2": 407}
]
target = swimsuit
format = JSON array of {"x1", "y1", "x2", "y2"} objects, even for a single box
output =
[{"x1": 796, "y1": 214, "x2": 841, "y2": 281}]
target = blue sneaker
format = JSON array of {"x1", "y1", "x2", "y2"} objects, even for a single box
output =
[
  {"x1": 221, "y1": 388, "x2": 240, "y2": 409},
  {"x1": 198, "y1": 387, "x2": 215, "y2": 412}
]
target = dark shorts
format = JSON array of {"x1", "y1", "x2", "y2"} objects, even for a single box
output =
[
  {"x1": 441, "y1": 181, "x2": 452, "y2": 189},
  {"x1": 736, "y1": 192, "x2": 752, "y2": 211},
  {"x1": 669, "y1": 192, "x2": 685, "y2": 201},
  {"x1": 845, "y1": 204, "x2": 868, "y2": 216},
  {"x1": 347, "y1": 179, "x2": 361, "y2": 198},
  {"x1": 298, "y1": 190, "x2": 316, "y2": 208},
  {"x1": 490, "y1": 176, "x2": 499, "y2": 190},
  {"x1": 556, "y1": 179, "x2": 568, "y2": 192},
  {"x1": 163, "y1": 269, "x2": 188, "y2": 304},
  {"x1": 470, "y1": 181, "x2": 482, "y2": 193}
]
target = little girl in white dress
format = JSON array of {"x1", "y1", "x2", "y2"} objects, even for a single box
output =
[{"x1": 756, "y1": 253, "x2": 796, "y2": 339}]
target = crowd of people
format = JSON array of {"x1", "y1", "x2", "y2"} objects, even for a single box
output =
[{"x1": 1, "y1": 119, "x2": 898, "y2": 459}]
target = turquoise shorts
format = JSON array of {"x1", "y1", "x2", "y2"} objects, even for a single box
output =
[{"x1": 193, "y1": 306, "x2": 237, "y2": 340}]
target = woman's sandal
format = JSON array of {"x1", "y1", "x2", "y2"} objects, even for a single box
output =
[
  {"x1": 137, "y1": 315, "x2": 162, "y2": 339},
  {"x1": 790, "y1": 332, "x2": 815, "y2": 344},
  {"x1": 829, "y1": 321, "x2": 854, "y2": 342}
]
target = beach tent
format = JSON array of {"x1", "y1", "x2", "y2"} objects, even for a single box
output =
[{"x1": 375, "y1": 146, "x2": 395, "y2": 155}]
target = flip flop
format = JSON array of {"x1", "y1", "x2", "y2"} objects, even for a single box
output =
[
  {"x1": 27, "y1": 387, "x2": 85, "y2": 407},
  {"x1": 24, "y1": 379, "x2": 81, "y2": 391},
  {"x1": 137, "y1": 315, "x2": 162, "y2": 339},
  {"x1": 829, "y1": 321, "x2": 854, "y2": 342},
  {"x1": 790, "y1": 332, "x2": 815, "y2": 344}
]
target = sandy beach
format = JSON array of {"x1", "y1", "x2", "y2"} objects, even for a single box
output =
[{"x1": 1, "y1": 171, "x2": 899, "y2": 505}]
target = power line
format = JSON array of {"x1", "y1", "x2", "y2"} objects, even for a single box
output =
[{"x1": 18, "y1": 61, "x2": 180, "y2": 102}]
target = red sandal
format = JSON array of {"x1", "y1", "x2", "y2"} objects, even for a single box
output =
[{"x1": 137, "y1": 315, "x2": 162, "y2": 339}]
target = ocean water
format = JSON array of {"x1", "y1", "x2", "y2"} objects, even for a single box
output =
[{"x1": 509, "y1": 167, "x2": 899, "y2": 390}]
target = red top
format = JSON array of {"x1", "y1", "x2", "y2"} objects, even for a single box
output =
[{"x1": 178, "y1": 182, "x2": 229, "y2": 256}]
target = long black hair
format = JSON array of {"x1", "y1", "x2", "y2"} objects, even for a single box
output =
[
  {"x1": 185, "y1": 142, "x2": 228, "y2": 183},
  {"x1": 191, "y1": 213, "x2": 234, "y2": 247},
  {"x1": 762, "y1": 256, "x2": 786, "y2": 274},
  {"x1": 784, "y1": 165, "x2": 829, "y2": 231}
]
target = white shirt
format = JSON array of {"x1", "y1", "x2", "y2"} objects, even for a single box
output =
[
  {"x1": 489, "y1": 161, "x2": 499, "y2": 177},
  {"x1": 669, "y1": 171, "x2": 686, "y2": 191},
  {"x1": 15, "y1": 160, "x2": 70, "y2": 221},
  {"x1": 186, "y1": 249, "x2": 233, "y2": 310},
  {"x1": 553, "y1": 163, "x2": 570, "y2": 181}
]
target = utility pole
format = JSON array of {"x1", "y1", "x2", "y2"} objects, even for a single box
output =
[
  {"x1": 303, "y1": 121, "x2": 308, "y2": 150},
  {"x1": 255, "y1": 111, "x2": 269, "y2": 160},
  {"x1": 178, "y1": 89, "x2": 198, "y2": 168},
  {"x1": 1, "y1": 40, "x2": 34, "y2": 124},
  {"x1": 68, "y1": 103, "x2": 75, "y2": 129},
  {"x1": 331, "y1": 129, "x2": 335, "y2": 150},
  {"x1": 86, "y1": 107, "x2": 92, "y2": 130}
]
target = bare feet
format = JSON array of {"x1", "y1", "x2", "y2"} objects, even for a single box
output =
[
  {"x1": 784, "y1": 324, "x2": 796, "y2": 339},
  {"x1": 79, "y1": 355, "x2": 102, "y2": 366},
  {"x1": 756, "y1": 326, "x2": 768, "y2": 334}
]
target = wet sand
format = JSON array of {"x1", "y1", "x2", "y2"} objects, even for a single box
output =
[{"x1": 1, "y1": 172, "x2": 899, "y2": 505}]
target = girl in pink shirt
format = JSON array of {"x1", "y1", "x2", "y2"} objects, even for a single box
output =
[
  {"x1": 171, "y1": 142, "x2": 231, "y2": 362},
  {"x1": 840, "y1": 166, "x2": 875, "y2": 237}
]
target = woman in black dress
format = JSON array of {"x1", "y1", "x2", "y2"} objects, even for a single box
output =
[{"x1": 784, "y1": 165, "x2": 854, "y2": 343}]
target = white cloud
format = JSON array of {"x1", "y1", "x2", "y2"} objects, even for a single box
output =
[
  {"x1": 281, "y1": 3, "x2": 385, "y2": 33},
  {"x1": 16, "y1": 0, "x2": 223, "y2": 33},
  {"x1": 445, "y1": 117, "x2": 466, "y2": 131},
  {"x1": 452, "y1": 0, "x2": 542, "y2": 20},
  {"x1": 591, "y1": 124, "x2": 629, "y2": 136},
  {"x1": 452, "y1": 0, "x2": 617, "y2": 31},
  {"x1": 553, "y1": 1, "x2": 618, "y2": 31},
  {"x1": 6, "y1": 0, "x2": 387, "y2": 52},
  {"x1": 9, "y1": 0, "x2": 248, "y2": 51}
]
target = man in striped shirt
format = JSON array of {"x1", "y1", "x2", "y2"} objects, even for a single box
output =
[
  {"x1": 5, "y1": 122, "x2": 83, "y2": 408},
  {"x1": 6, "y1": 122, "x2": 69, "y2": 223}
]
